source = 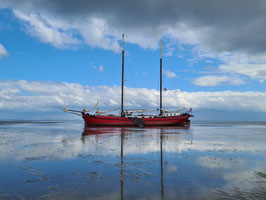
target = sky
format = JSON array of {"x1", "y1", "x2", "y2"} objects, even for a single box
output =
[{"x1": 0, "y1": 0, "x2": 266, "y2": 120}]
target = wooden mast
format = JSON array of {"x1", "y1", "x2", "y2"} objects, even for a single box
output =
[
  {"x1": 121, "y1": 34, "x2": 125, "y2": 117},
  {"x1": 160, "y1": 39, "x2": 163, "y2": 115}
]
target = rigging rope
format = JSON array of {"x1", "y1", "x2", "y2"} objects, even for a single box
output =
[
  {"x1": 97, "y1": 55, "x2": 120, "y2": 111},
  {"x1": 125, "y1": 56, "x2": 147, "y2": 109}
]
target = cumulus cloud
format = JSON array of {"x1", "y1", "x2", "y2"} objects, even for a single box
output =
[
  {"x1": 0, "y1": 43, "x2": 8, "y2": 59},
  {"x1": 220, "y1": 63, "x2": 266, "y2": 82},
  {"x1": 1, "y1": 80, "x2": 266, "y2": 112},
  {"x1": 12, "y1": 10, "x2": 121, "y2": 51},
  {"x1": 193, "y1": 55, "x2": 266, "y2": 86},
  {"x1": 163, "y1": 69, "x2": 177, "y2": 78},
  {"x1": 193, "y1": 75, "x2": 245, "y2": 86},
  {"x1": 14, "y1": 10, "x2": 81, "y2": 49}
]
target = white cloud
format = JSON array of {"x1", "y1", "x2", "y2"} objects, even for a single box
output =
[
  {"x1": 12, "y1": 9, "x2": 158, "y2": 52},
  {"x1": 190, "y1": 51, "x2": 266, "y2": 86},
  {"x1": 220, "y1": 63, "x2": 266, "y2": 82},
  {"x1": 14, "y1": 10, "x2": 80, "y2": 49},
  {"x1": 193, "y1": 75, "x2": 245, "y2": 86},
  {"x1": 13, "y1": 10, "x2": 122, "y2": 52},
  {"x1": 0, "y1": 43, "x2": 8, "y2": 59},
  {"x1": 78, "y1": 17, "x2": 120, "y2": 52},
  {"x1": 1, "y1": 80, "x2": 266, "y2": 112},
  {"x1": 163, "y1": 69, "x2": 177, "y2": 78},
  {"x1": 192, "y1": 52, "x2": 266, "y2": 86}
]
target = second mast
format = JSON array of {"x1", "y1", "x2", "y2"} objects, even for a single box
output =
[
  {"x1": 160, "y1": 39, "x2": 163, "y2": 115},
  {"x1": 121, "y1": 34, "x2": 125, "y2": 117}
]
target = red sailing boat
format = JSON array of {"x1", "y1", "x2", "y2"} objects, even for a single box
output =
[{"x1": 63, "y1": 34, "x2": 193, "y2": 127}]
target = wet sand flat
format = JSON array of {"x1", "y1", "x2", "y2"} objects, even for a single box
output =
[{"x1": 0, "y1": 121, "x2": 266, "y2": 199}]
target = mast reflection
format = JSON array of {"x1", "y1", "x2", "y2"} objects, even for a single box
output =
[
  {"x1": 160, "y1": 129, "x2": 164, "y2": 200},
  {"x1": 82, "y1": 126, "x2": 191, "y2": 200},
  {"x1": 120, "y1": 128, "x2": 124, "y2": 200}
]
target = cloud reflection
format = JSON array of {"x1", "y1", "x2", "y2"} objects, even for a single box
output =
[{"x1": 1, "y1": 124, "x2": 266, "y2": 161}]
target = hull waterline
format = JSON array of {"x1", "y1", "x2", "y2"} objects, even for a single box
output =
[{"x1": 82, "y1": 112, "x2": 191, "y2": 127}]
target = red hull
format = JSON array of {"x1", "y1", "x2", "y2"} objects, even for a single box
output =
[{"x1": 82, "y1": 113, "x2": 191, "y2": 127}]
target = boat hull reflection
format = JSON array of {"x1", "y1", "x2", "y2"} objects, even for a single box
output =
[{"x1": 82, "y1": 126, "x2": 190, "y2": 136}]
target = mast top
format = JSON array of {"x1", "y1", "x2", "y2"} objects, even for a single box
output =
[
  {"x1": 122, "y1": 34, "x2": 125, "y2": 52},
  {"x1": 159, "y1": 39, "x2": 163, "y2": 115},
  {"x1": 160, "y1": 39, "x2": 162, "y2": 59}
]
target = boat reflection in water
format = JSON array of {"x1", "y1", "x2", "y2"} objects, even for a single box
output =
[{"x1": 82, "y1": 126, "x2": 191, "y2": 200}]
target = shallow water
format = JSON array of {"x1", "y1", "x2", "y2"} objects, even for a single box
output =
[{"x1": 0, "y1": 120, "x2": 266, "y2": 199}]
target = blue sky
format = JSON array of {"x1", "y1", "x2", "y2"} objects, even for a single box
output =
[{"x1": 1, "y1": 1, "x2": 266, "y2": 120}]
